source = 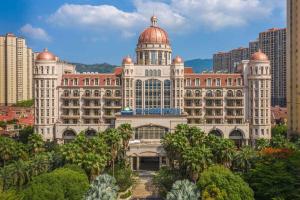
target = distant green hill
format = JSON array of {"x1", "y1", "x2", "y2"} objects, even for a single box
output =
[
  {"x1": 73, "y1": 58, "x2": 213, "y2": 73},
  {"x1": 73, "y1": 63, "x2": 118, "y2": 73},
  {"x1": 184, "y1": 58, "x2": 213, "y2": 73}
]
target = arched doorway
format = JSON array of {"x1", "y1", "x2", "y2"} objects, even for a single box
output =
[
  {"x1": 63, "y1": 129, "x2": 76, "y2": 143},
  {"x1": 229, "y1": 129, "x2": 244, "y2": 148},
  {"x1": 85, "y1": 129, "x2": 97, "y2": 138},
  {"x1": 209, "y1": 129, "x2": 223, "y2": 137}
]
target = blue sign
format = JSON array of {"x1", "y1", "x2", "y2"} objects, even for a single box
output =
[{"x1": 121, "y1": 108, "x2": 181, "y2": 116}]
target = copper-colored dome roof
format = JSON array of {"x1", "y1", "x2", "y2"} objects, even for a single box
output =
[
  {"x1": 36, "y1": 48, "x2": 56, "y2": 61},
  {"x1": 122, "y1": 56, "x2": 133, "y2": 65},
  {"x1": 138, "y1": 16, "x2": 170, "y2": 45},
  {"x1": 173, "y1": 56, "x2": 183, "y2": 64},
  {"x1": 251, "y1": 49, "x2": 268, "y2": 61}
]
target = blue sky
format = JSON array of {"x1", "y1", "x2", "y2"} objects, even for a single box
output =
[{"x1": 0, "y1": 0, "x2": 286, "y2": 65}]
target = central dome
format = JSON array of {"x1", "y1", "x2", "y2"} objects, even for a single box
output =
[{"x1": 138, "y1": 16, "x2": 170, "y2": 45}]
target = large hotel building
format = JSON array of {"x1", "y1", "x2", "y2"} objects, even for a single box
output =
[
  {"x1": 287, "y1": 0, "x2": 300, "y2": 136},
  {"x1": 34, "y1": 17, "x2": 271, "y2": 170},
  {"x1": 0, "y1": 33, "x2": 33, "y2": 106}
]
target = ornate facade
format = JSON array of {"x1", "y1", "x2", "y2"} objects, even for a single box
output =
[{"x1": 34, "y1": 16, "x2": 271, "y2": 170}]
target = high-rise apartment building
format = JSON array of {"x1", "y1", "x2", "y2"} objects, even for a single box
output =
[
  {"x1": 259, "y1": 28, "x2": 286, "y2": 107},
  {"x1": 287, "y1": 0, "x2": 300, "y2": 136},
  {"x1": 212, "y1": 52, "x2": 231, "y2": 72},
  {"x1": 249, "y1": 40, "x2": 259, "y2": 56},
  {"x1": 0, "y1": 33, "x2": 33, "y2": 105},
  {"x1": 213, "y1": 47, "x2": 248, "y2": 73}
]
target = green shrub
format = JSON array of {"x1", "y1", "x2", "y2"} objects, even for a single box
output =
[
  {"x1": 198, "y1": 165, "x2": 254, "y2": 200},
  {"x1": 22, "y1": 167, "x2": 89, "y2": 200},
  {"x1": 107, "y1": 163, "x2": 133, "y2": 192},
  {"x1": 153, "y1": 167, "x2": 184, "y2": 198}
]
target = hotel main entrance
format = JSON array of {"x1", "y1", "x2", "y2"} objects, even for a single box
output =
[{"x1": 131, "y1": 156, "x2": 167, "y2": 171}]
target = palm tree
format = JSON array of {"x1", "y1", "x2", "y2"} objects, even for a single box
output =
[
  {"x1": 28, "y1": 133, "x2": 45, "y2": 155},
  {"x1": 182, "y1": 146, "x2": 212, "y2": 182},
  {"x1": 118, "y1": 123, "x2": 133, "y2": 151},
  {"x1": 232, "y1": 146, "x2": 257, "y2": 173},
  {"x1": 104, "y1": 129, "x2": 122, "y2": 177},
  {"x1": 10, "y1": 160, "x2": 30, "y2": 189},
  {"x1": 85, "y1": 174, "x2": 119, "y2": 200},
  {"x1": 212, "y1": 138, "x2": 236, "y2": 168},
  {"x1": 162, "y1": 131, "x2": 189, "y2": 169},
  {"x1": 166, "y1": 179, "x2": 200, "y2": 200},
  {"x1": 255, "y1": 138, "x2": 270, "y2": 150},
  {"x1": 0, "y1": 137, "x2": 16, "y2": 166}
]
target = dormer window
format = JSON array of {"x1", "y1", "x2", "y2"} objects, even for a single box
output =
[
  {"x1": 85, "y1": 78, "x2": 90, "y2": 86},
  {"x1": 206, "y1": 78, "x2": 212, "y2": 87}
]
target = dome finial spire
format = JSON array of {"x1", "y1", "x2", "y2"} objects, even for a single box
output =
[{"x1": 151, "y1": 15, "x2": 158, "y2": 27}]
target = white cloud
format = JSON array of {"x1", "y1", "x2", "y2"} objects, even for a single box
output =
[
  {"x1": 20, "y1": 24, "x2": 50, "y2": 41},
  {"x1": 48, "y1": 0, "x2": 284, "y2": 34}
]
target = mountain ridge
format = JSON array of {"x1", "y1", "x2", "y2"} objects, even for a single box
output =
[{"x1": 73, "y1": 58, "x2": 213, "y2": 73}]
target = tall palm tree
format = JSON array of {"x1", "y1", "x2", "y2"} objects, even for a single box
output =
[
  {"x1": 166, "y1": 179, "x2": 200, "y2": 200},
  {"x1": 182, "y1": 146, "x2": 212, "y2": 182},
  {"x1": 28, "y1": 133, "x2": 45, "y2": 155},
  {"x1": 104, "y1": 128, "x2": 121, "y2": 177},
  {"x1": 10, "y1": 160, "x2": 30, "y2": 189},
  {"x1": 118, "y1": 123, "x2": 133, "y2": 155},
  {"x1": 232, "y1": 146, "x2": 257, "y2": 173},
  {"x1": 0, "y1": 137, "x2": 16, "y2": 166}
]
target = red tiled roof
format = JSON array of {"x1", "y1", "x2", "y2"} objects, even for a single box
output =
[
  {"x1": 271, "y1": 106, "x2": 287, "y2": 123},
  {"x1": 184, "y1": 67, "x2": 194, "y2": 74},
  {"x1": 114, "y1": 67, "x2": 123, "y2": 75},
  {"x1": 0, "y1": 106, "x2": 34, "y2": 126}
]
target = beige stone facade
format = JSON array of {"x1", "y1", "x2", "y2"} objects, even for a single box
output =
[
  {"x1": 0, "y1": 33, "x2": 33, "y2": 105},
  {"x1": 34, "y1": 17, "x2": 272, "y2": 170},
  {"x1": 287, "y1": 0, "x2": 300, "y2": 136}
]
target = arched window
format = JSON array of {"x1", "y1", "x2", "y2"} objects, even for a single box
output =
[
  {"x1": 40, "y1": 66, "x2": 44, "y2": 74},
  {"x1": 35, "y1": 67, "x2": 38, "y2": 74},
  {"x1": 63, "y1": 129, "x2": 76, "y2": 143},
  {"x1": 236, "y1": 90, "x2": 243, "y2": 97},
  {"x1": 215, "y1": 90, "x2": 222, "y2": 97},
  {"x1": 85, "y1": 90, "x2": 90, "y2": 96},
  {"x1": 164, "y1": 80, "x2": 171, "y2": 108},
  {"x1": 145, "y1": 79, "x2": 161, "y2": 109},
  {"x1": 186, "y1": 90, "x2": 192, "y2": 97},
  {"x1": 145, "y1": 70, "x2": 148, "y2": 76},
  {"x1": 115, "y1": 90, "x2": 121, "y2": 97},
  {"x1": 229, "y1": 130, "x2": 244, "y2": 148},
  {"x1": 73, "y1": 90, "x2": 79, "y2": 97},
  {"x1": 206, "y1": 90, "x2": 213, "y2": 97},
  {"x1": 46, "y1": 66, "x2": 49, "y2": 74},
  {"x1": 260, "y1": 67, "x2": 264, "y2": 74},
  {"x1": 105, "y1": 90, "x2": 112, "y2": 97},
  {"x1": 135, "y1": 80, "x2": 142, "y2": 109},
  {"x1": 149, "y1": 70, "x2": 153, "y2": 76},
  {"x1": 158, "y1": 69, "x2": 161, "y2": 76},
  {"x1": 209, "y1": 129, "x2": 223, "y2": 137},
  {"x1": 94, "y1": 90, "x2": 100, "y2": 97},
  {"x1": 227, "y1": 90, "x2": 234, "y2": 97},
  {"x1": 63, "y1": 90, "x2": 69, "y2": 97},
  {"x1": 85, "y1": 129, "x2": 97, "y2": 138},
  {"x1": 195, "y1": 90, "x2": 201, "y2": 97},
  {"x1": 153, "y1": 70, "x2": 157, "y2": 76}
]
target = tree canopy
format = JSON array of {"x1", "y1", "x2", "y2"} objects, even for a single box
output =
[{"x1": 197, "y1": 165, "x2": 254, "y2": 200}]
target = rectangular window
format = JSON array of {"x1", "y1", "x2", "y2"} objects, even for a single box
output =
[
  {"x1": 206, "y1": 78, "x2": 212, "y2": 87},
  {"x1": 216, "y1": 78, "x2": 221, "y2": 86},
  {"x1": 195, "y1": 78, "x2": 200, "y2": 86}
]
